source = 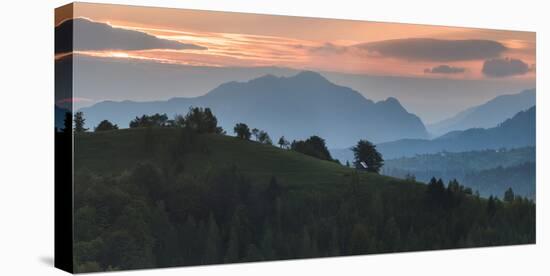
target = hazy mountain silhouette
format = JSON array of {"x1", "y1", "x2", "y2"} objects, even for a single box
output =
[
  {"x1": 427, "y1": 89, "x2": 535, "y2": 136},
  {"x1": 65, "y1": 54, "x2": 535, "y2": 122},
  {"x1": 80, "y1": 71, "x2": 428, "y2": 148},
  {"x1": 377, "y1": 106, "x2": 535, "y2": 159}
]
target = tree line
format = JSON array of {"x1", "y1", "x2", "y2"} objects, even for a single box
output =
[{"x1": 67, "y1": 107, "x2": 384, "y2": 173}]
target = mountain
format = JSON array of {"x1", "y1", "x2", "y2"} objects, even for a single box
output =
[
  {"x1": 65, "y1": 54, "x2": 535, "y2": 121},
  {"x1": 80, "y1": 71, "x2": 428, "y2": 148},
  {"x1": 427, "y1": 89, "x2": 535, "y2": 136},
  {"x1": 376, "y1": 106, "x2": 535, "y2": 159}
]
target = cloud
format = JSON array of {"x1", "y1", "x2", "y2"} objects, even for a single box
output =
[
  {"x1": 357, "y1": 38, "x2": 507, "y2": 61},
  {"x1": 482, "y1": 58, "x2": 531, "y2": 77},
  {"x1": 424, "y1": 65, "x2": 466, "y2": 74},
  {"x1": 309, "y1": 42, "x2": 349, "y2": 55},
  {"x1": 55, "y1": 18, "x2": 206, "y2": 54}
]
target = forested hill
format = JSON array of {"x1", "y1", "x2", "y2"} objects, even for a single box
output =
[
  {"x1": 71, "y1": 128, "x2": 535, "y2": 272},
  {"x1": 382, "y1": 147, "x2": 535, "y2": 198},
  {"x1": 427, "y1": 89, "x2": 535, "y2": 136},
  {"x1": 377, "y1": 106, "x2": 535, "y2": 159}
]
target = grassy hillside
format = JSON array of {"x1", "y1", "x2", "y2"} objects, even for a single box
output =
[
  {"x1": 75, "y1": 127, "x2": 412, "y2": 193},
  {"x1": 72, "y1": 127, "x2": 535, "y2": 272}
]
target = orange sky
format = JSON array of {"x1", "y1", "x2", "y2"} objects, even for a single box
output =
[{"x1": 57, "y1": 2, "x2": 536, "y2": 80}]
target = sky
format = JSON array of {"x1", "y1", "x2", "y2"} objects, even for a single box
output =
[
  {"x1": 55, "y1": 3, "x2": 536, "y2": 123},
  {"x1": 56, "y1": 2, "x2": 535, "y2": 80}
]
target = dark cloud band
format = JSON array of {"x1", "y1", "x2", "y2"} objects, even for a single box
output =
[
  {"x1": 55, "y1": 18, "x2": 206, "y2": 54},
  {"x1": 358, "y1": 38, "x2": 507, "y2": 62},
  {"x1": 482, "y1": 58, "x2": 531, "y2": 78}
]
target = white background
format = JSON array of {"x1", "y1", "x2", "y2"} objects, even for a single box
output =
[{"x1": 0, "y1": 0, "x2": 548, "y2": 275}]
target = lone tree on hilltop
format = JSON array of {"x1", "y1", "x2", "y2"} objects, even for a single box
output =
[
  {"x1": 234, "y1": 123, "x2": 251, "y2": 140},
  {"x1": 258, "y1": 130, "x2": 272, "y2": 145},
  {"x1": 95, "y1": 120, "x2": 119, "y2": 132},
  {"x1": 291, "y1": 135, "x2": 333, "y2": 161},
  {"x1": 278, "y1": 136, "x2": 290, "y2": 149},
  {"x1": 251, "y1": 128, "x2": 260, "y2": 141},
  {"x1": 182, "y1": 107, "x2": 223, "y2": 134},
  {"x1": 352, "y1": 139, "x2": 383, "y2": 173}
]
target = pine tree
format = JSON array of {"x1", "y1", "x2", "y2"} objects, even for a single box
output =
[
  {"x1": 74, "y1": 111, "x2": 88, "y2": 133},
  {"x1": 260, "y1": 224, "x2": 275, "y2": 260},
  {"x1": 182, "y1": 215, "x2": 198, "y2": 265},
  {"x1": 504, "y1": 187, "x2": 515, "y2": 203},
  {"x1": 224, "y1": 212, "x2": 241, "y2": 263},
  {"x1": 487, "y1": 196, "x2": 497, "y2": 217},
  {"x1": 384, "y1": 217, "x2": 401, "y2": 251},
  {"x1": 203, "y1": 213, "x2": 221, "y2": 264},
  {"x1": 62, "y1": 112, "x2": 72, "y2": 134},
  {"x1": 300, "y1": 227, "x2": 312, "y2": 258}
]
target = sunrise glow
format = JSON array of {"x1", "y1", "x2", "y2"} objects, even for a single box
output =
[{"x1": 55, "y1": 2, "x2": 535, "y2": 80}]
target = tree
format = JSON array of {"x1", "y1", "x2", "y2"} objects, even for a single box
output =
[
  {"x1": 265, "y1": 176, "x2": 282, "y2": 202},
  {"x1": 291, "y1": 136, "x2": 333, "y2": 161},
  {"x1": 351, "y1": 139, "x2": 383, "y2": 173},
  {"x1": 62, "y1": 112, "x2": 72, "y2": 134},
  {"x1": 277, "y1": 136, "x2": 289, "y2": 149},
  {"x1": 384, "y1": 217, "x2": 401, "y2": 251},
  {"x1": 504, "y1": 188, "x2": 515, "y2": 203},
  {"x1": 94, "y1": 120, "x2": 118, "y2": 132},
  {"x1": 426, "y1": 177, "x2": 446, "y2": 207},
  {"x1": 74, "y1": 111, "x2": 88, "y2": 133},
  {"x1": 183, "y1": 107, "x2": 222, "y2": 134},
  {"x1": 487, "y1": 196, "x2": 497, "y2": 217},
  {"x1": 203, "y1": 213, "x2": 221, "y2": 264},
  {"x1": 350, "y1": 223, "x2": 373, "y2": 254},
  {"x1": 258, "y1": 131, "x2": 272, "y2": 145},
  {"x1": 234, "y1": 123, "x2": 251, "y2": 140},
  {"x1": 251, "y1": 128, "x2": 260, "y2": 141},
  {"x1": 224, "y1": 214, "x2": 241, "y2": 263},
  {"x1": 129, "y1": 113, "x2": 168, "y2": 128}
]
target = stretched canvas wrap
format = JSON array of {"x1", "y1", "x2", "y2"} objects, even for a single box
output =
[{"x1": 55, "y1": 2, "x2": 536, "y2": 273}]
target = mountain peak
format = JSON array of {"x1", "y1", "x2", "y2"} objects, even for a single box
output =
[
  {"x1": 254, "y1": 74, "x2": 279, "y2": 81},
  {"x1": 377, "y1": 97, "x2": 404, "y2": 109},
  {"x1": 291, "y1": 71, "x2": 329, "y2": 82},
  {"x1": 427, "y1": 88, "x2": 536, "y2": 136},
  {"x1": 383, "y1": 97, "x2": 400, "y2": 104}
]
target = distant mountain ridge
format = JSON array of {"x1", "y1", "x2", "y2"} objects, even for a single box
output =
[
  {"x1": 427, "y1": 89, "x2": 535, "y2": 136},
  {"x1": 376, "y1": 106, "x2": 535, "y2": 159},
  {"x1": 80, "y1": 71, "x2": 428, "y2": 148},
  {"x1": 382, "y1": 147, "x2": 535, "y2": 198}
]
